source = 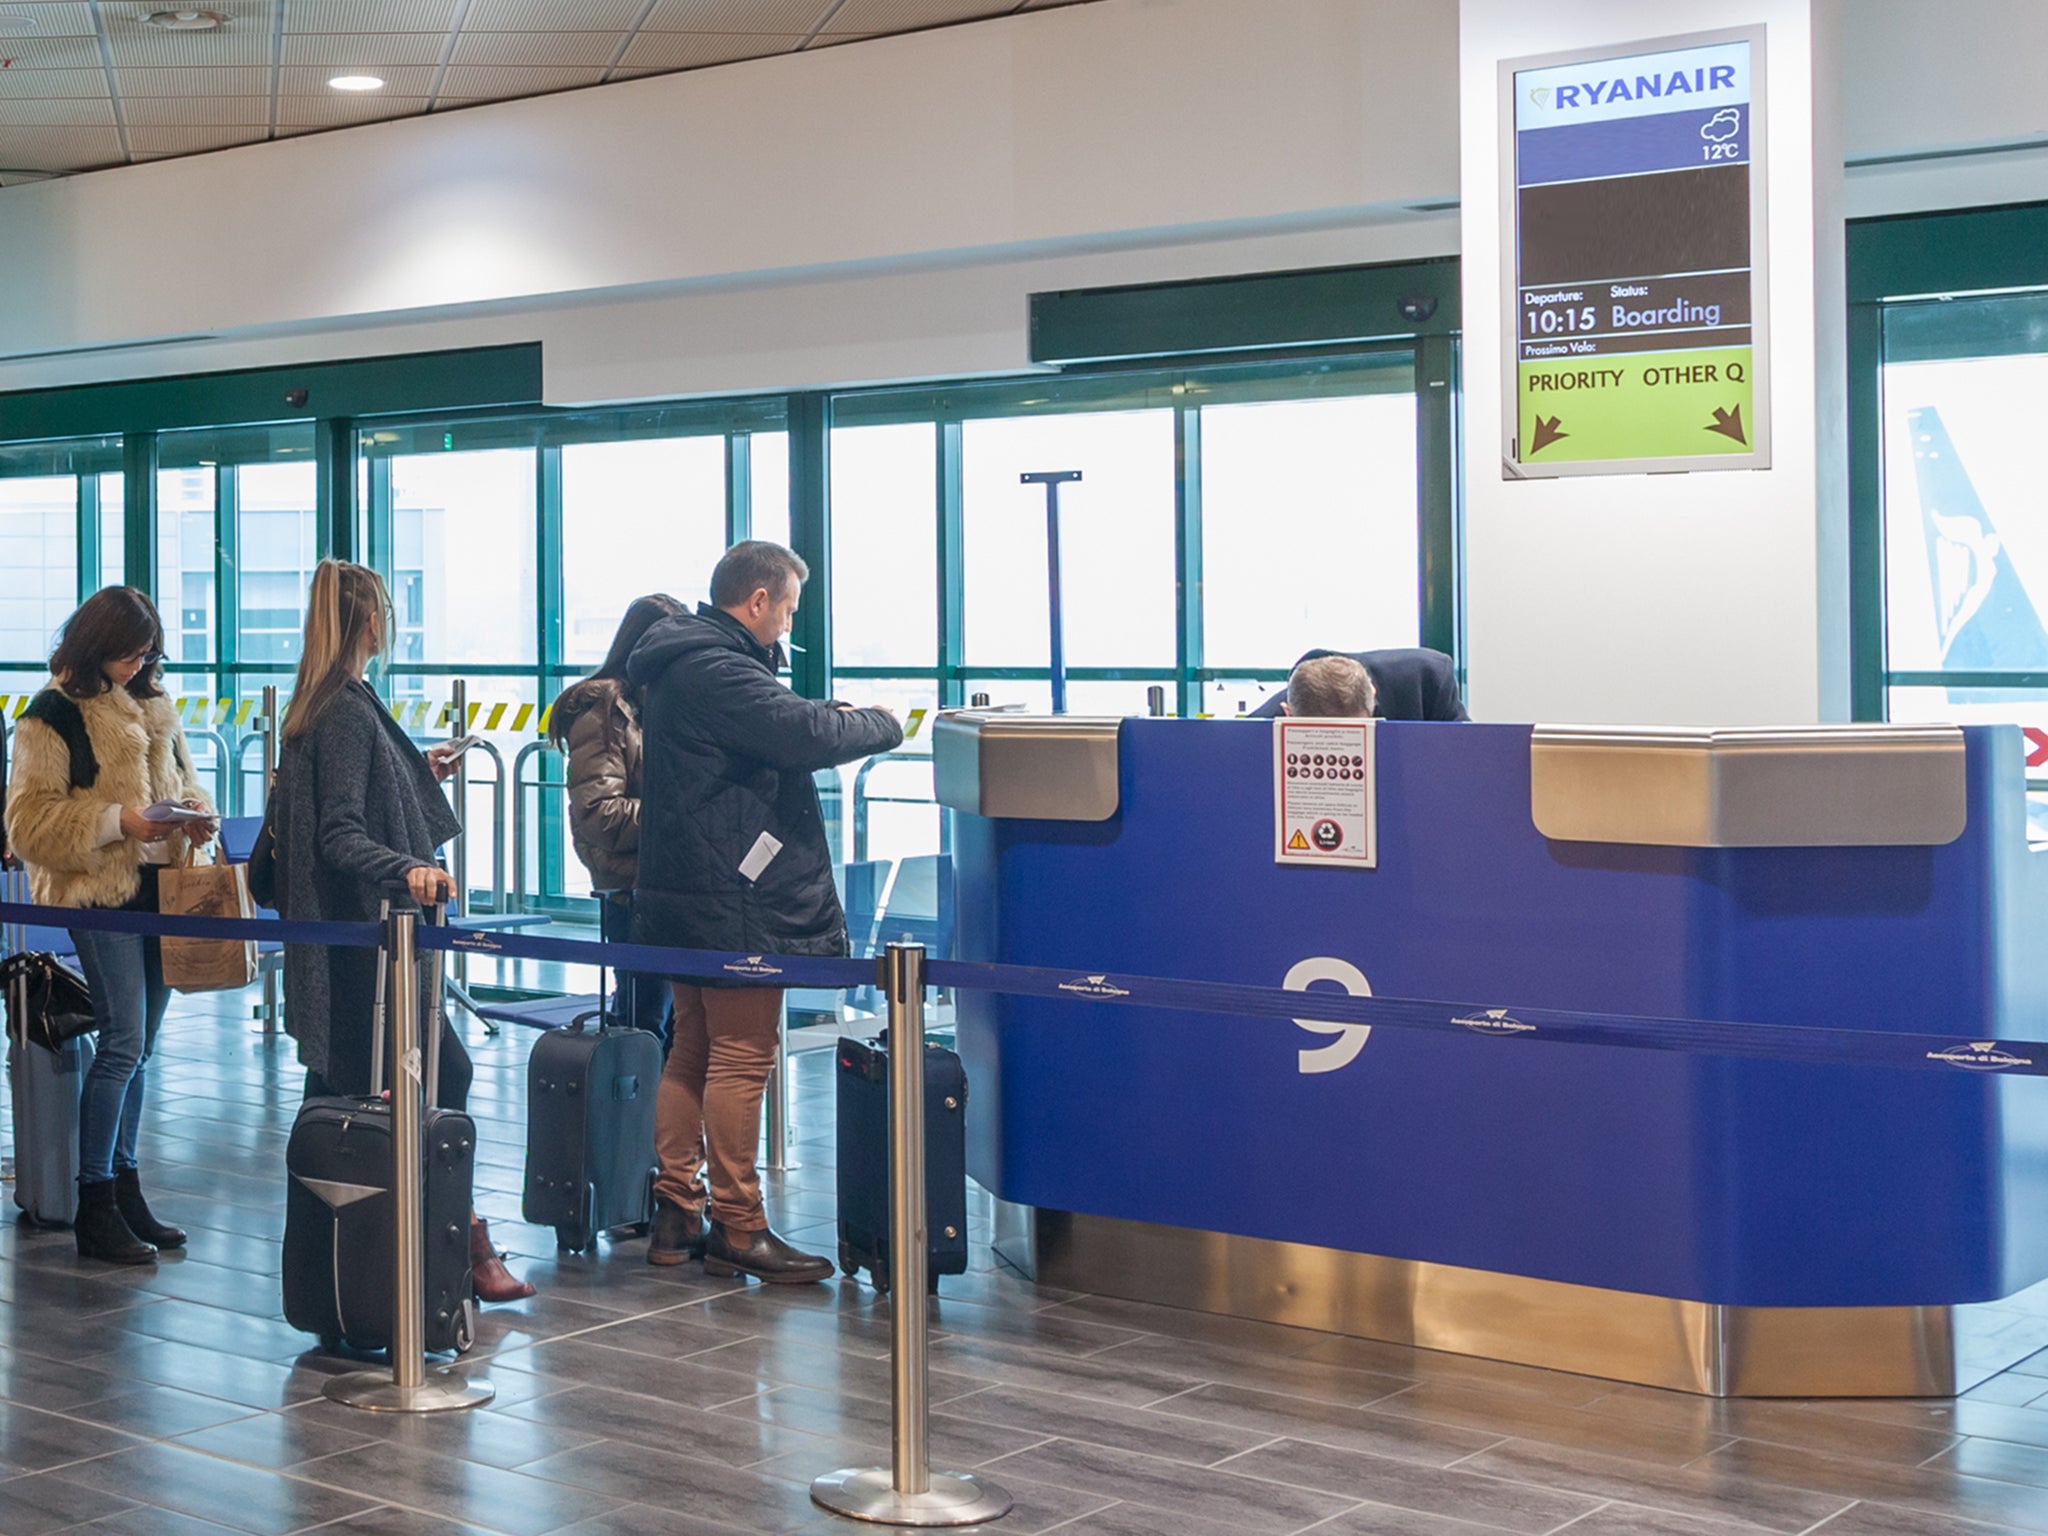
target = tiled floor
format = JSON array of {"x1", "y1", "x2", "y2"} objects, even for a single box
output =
[{"x1": 10, "y1": 993, "x2": 2048, "y2": 1534}]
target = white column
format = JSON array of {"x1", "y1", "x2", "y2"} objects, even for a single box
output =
[{"x1": 1460, "y1": 0, "x2": 1848, "y2": 725}]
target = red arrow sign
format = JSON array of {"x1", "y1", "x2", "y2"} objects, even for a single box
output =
[{"x1": 2025, "y1": 728, "x2": 2048, "y2": 769}]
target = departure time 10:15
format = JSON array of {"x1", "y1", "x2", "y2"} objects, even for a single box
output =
[{"x1": 1525, "y1": 305, "x2": 1599, "y2": 336}]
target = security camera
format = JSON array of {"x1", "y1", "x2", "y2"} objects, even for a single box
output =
[
  {"x1": 1396, "y1": 295, "x2": 1438, "y2": 324},
  {"x1": 284, "y1": 387, "x2": 310, "y2": 409}
]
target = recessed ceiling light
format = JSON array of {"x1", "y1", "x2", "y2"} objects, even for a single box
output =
[
  {"x1": 0, "y1": 12, "x2": 39, "y2": 36},
  {"x1": 328, "y1": 75, "x2": 385, "y2": 92},
  {"x1": 142, "y1": 9, "x2": 228, "y2": 29}
]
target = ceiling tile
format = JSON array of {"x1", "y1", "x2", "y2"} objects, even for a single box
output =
[
  {"x1": 121, "y1": 93, "x2": 271, "y2": 125},
  {"x1": 115, "y1": 65, "x2": 273, "y2": 95},
  {"x1": 275, "y1": 93, "x2": 431, "y2": 125},
  {"x1": 0, "y1": 92, "x2": 112, "y2": 123},
  {"x1": 281, "y1": 32, "x2": 448, "y2": 66},
  {"x1": 0, "y1": 33, "x2": 101, "y2": 67},
  {"x1": 103, "y1": 15, "x2": 273, "y2": 68},
  {"x1": 818, "y1": 0, "x2": 1016, "y2": 32},
  {"x1": 128, "y1": 125, "x2": 271, "y2": 157},
  {"x1": 640, "y1": 0, "x2": 831, "y2": 31},
  {"x1": 0, "y1": 5, "x2": 97, "y2": 39},
  {"x1": 277, "y1": 63, "x2": 439, "y2": 94},
  {"x1": 435, "y1": 64, "x2": 605, "y2": 97},
  {"x1": 283, "y1": 0, "x2": 458, "y2": 30},
  {"x1": 450, "y1": 31, "x2": 625, "y2": 67},
  {"x1": 462, "y1": 0, "x2": 646, "y2": 29},
  {"x1": 617, "y1": 31, "x2": 794, "y2": 69},
  {"x1": 0, "y1": 124, "x2": 122, "y2": 170},
  {"x1": 0, "y1": 66, "x2": 108, "y2": 96}
]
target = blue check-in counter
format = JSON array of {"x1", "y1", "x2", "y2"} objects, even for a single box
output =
[{"x1": 936, "y1": 715, "x2": 2048, "y2": 1396}]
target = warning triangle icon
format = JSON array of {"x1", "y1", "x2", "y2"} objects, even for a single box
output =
[{"x1": 1287, "y1": 830, "x2": 1310, "y2": 851}]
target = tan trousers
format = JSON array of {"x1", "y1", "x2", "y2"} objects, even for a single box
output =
[{"x1": 652, "y1": 983, "x2": 783, "y2": 1231}]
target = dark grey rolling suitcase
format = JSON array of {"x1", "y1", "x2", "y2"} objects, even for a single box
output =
[
  {"x1": 835, "y1": 1033, "x2": 969, "y2": 1293},
  {"x1": 4, "y1": 884, "x2": 88, "y2": 1229},
  {"x1": 522, "y1": 1014, "x2": 660, "y2": 1252},
  {"x1": 282, "y1": 905, "x2": 477, "y2": 1355}
]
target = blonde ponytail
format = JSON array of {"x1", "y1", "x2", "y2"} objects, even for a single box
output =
[{"x1": 282, "y1": 560, "x2": 394, "y2": 742}]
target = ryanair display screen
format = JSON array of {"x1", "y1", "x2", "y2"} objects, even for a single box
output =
[{"x1": 1503, "y1": 31, "x2": 1768, "y2": 476}]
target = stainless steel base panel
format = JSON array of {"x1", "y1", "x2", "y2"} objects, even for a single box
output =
[{"x1": 994, "y1": 1202, "x2": 2048, "y2": 1398}]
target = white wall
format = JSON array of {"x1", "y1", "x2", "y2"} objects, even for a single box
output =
[{"x1": 1459, "y1": 0, "x2": 1848, "y2": 727}]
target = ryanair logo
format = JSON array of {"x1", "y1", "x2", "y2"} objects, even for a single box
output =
[
  {"x1": 723, "y1": 956, "x2": 784, "y2": 978},
  {"x1": 1058, "y1": 975, "x2": 1131, "y2": 1000},
  {"x1": 1927, "y1": 1041, "x2": 2035, "y2": 1071},
  {"x1": 1453, "y1": 1008, "x2": 1536, "y2": 1037}
]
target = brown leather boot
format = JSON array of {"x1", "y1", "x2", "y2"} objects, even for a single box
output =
[{"x1": 469, "y1": 1216, "x2": 536, "y2": 1303}]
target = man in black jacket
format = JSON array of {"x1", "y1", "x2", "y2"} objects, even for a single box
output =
[
  {"x1": 629, "y1": 542, "x2": 902, "y2": 1281},
  {"x1": 1249, "y1": 647, "x2": 1469, "y2": 721}
]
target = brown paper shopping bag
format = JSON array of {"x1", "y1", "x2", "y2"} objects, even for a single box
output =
[{"x1": 159, "y1": 844, "x2": 259, "y2": 993}]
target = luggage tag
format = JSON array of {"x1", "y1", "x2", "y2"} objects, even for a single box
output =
[{"x1": 738, "y1": 831, "x2": 783, "y2": 884}]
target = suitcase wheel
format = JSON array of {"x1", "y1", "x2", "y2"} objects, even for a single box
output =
[
  {"x1": 555, "y1": 1183, "x2": 597, "y2": 1252},
  {"x1": 872, "y1": 1264, "x2": 890, "y2": 1295},
  {"x1": 318, "y1": 1334, "x2": 342, "y2": 1352},
  {"x1": 839, "y1": 1242, "x2": 859, "y2": 1278}
]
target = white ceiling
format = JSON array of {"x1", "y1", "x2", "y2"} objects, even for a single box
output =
[{"x1": 0, "y1": 0, "x2": 1093, "y2": 184}]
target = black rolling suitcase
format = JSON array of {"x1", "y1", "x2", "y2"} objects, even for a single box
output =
[
  {"x1": 282, "y1": 906, "x2": 477, "y2": 1355},
  {"x1": 835, "y1": 1033, "x2": 969, "y2": 1293},
  {"x1": 522, "y1": 1013, "x2": 660, "y2": 1252},
  {"x1": 4, "y1": 878, "x2": 90, "y2": 1229}
]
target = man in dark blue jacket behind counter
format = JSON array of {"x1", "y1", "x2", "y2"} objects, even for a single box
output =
[
  {"x1": 1249, "y1": 647, "x2": 1469, "y2": 721},
  {"x1": 628, "y1": 541, "x2": 901, "y2": 1282}
]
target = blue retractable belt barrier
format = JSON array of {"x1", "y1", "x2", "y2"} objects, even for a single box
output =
[{"x1": 3, "y1": 896, "x2": 2042, "y2": 1077}]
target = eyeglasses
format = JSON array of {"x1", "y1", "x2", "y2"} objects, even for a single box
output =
[{"x1": 121, "y1": 648, "x2": 164, "y2": 667}]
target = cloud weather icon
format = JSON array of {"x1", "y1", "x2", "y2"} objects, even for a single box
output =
[{"x1": 1701, "y1": 108, "x2": 1742, "y2": 142}]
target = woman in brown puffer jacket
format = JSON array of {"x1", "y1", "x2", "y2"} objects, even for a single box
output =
[{"x1": 547, "y1": 594, "x2": 685, "y2": 1042}]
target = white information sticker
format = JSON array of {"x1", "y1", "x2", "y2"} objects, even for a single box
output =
[
  {"x1": 1273, "y1": 719, "x2": 1378, "y2": 869},
  {"x1": 737, "y1": 830, "x2": 783, "y2": 884}
]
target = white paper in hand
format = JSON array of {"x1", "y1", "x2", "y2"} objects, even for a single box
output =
[
  {"x1": 737, "y1": 831, "x2": 783, "y2": 884},
  {"x1": 142, "y1": 800, "x2": 210, "y2": 824}
]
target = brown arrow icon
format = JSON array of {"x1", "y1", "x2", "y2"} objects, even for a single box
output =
[
  {"x1": 1529, "y1": 415, "x2": 1569, "y2": 454},
  {"x1": 1706, "y1": 405, "x2": 1747, "y2": 445}
]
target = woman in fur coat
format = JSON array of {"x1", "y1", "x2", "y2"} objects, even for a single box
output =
[{"x1": 3, "y1": 588, "x2": 216, "y2": 1264}]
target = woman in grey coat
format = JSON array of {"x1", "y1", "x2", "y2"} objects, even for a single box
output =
[{"x1": 275, "y1": 560, "x2": 534, "y2": 1303}]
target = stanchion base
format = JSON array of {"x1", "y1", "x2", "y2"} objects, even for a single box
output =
[
  {"x1": 810, "y1": 1469, "x2": 1012, "y2": 1527},
  {"x1": 323, "y1": 1369, "x2": 494, "y2": 1414}
]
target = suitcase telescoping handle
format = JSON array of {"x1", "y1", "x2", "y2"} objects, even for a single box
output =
[{"x1": 371, "y1": 884, "x2": 448, "y2": 1103}]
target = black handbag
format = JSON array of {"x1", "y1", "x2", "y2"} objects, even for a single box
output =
[
  {"x1": 1, "y1": 952, "x2": 96, "y2": 1052},
  {"x1": 246, "y1": 817, "x2": 279, "y2": 910}
]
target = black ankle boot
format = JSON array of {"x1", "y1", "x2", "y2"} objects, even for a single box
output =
[
  {"x1": 647, "y1": 1199, "x2": 707, "y2": 1266},
  {"x1": 704, "y1": 1222, "x2": 832, "y2": 1284},
  {"x1": 76, "y1": 1180, "x2": 157, "y2": 1266},
  {"x1": 114, "y1": 1168, "x2": 185, "y2": 1250}
]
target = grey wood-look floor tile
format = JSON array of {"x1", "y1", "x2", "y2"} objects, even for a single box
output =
[
  {"x1": 169, "y1": 1404, "x2": 384, "y2": 1468},
  {"x1": 1303, "y1": 1502, "x2": 1545, "y2": 1536},
  {"x1": 555, "y1": 1306, "x2": 755, "y2": 1361},
  {"x1": 117, "y1": 1300, "x2": 324, "y2": 1364},
  {"x1": 0, "y1": 1342, "x2": 139, "y2": 1410},
  {"x1": 1088, "y1": 1333, "x2": 1411, "y2": 1409},
  {"x1": 315, "y1": 1504, "x2": 506, "y2": 1535},
  {"x1": 943, "y1": 1382, "x2": 1269, "y2": 1465},
  {"x1": 1144, "y1": 1380, "x2": 1507, "y2": 1469},
  {"x1": 715, "y1": 1382, "x2": 1052, "y2": 1466},
  {"x1": 1373, "y1": 1380, "x2": 1737, "y2": 1467},
  {"x1": 680, "y1": 1331, "x2": 978, "y2": 1402},
  {"x1": 1585, "y1": 1385, "x2": 1965, "y2": 1465},
  {"x1": 542, "y1": 1504, "x2": 760, "y2": 1536},
  {"x1": 0, "y1": 1466, "x2": 143, "y2": 1536},
  {"x1": 65, "y1": 1384, "x2": 261, "y2": 1437},
  {"x1": 1460, "y1": 1435, "x2": 1853, "y2": 1532},
  {"x1": 1549, "y1": 1504, "x2": 1779, "y2": 1536},
  {"x1": 1820, "y1": 1401, "x2": 2048, "y2": 1453},
  {"x1": 1042, "y1": 1292, "x2": 1335, "y2": 1357},
  {"x1": 1291, "y1": 1335, "x2": 1616, "y2": 1407},
  {"x1": 1696, "y1": 1440, "x2": 2048, "y2": 1533},
  {"x1": 79, "y1": 1504, "x2": 249, "y2": 1535},
  {"x1": 1934, "y1": 1439, "x2": 2048, "y2": 1489},
  {"x1": 55, "y1": 1441, "x2": 380, "y2": 1535},
  {"x1": 925, "y1": 1333, "x2": 1207, "y2": 1408},
  {"x1": 508, "y1": 1337, "x2": 770, "y2": 1407},
  {"x1": 84, "y1": 1336, "x2": 330, "y2": 1411},
  {"x1": 291, "y1": 1438, "x2": 622, "y2": 1536},
  {"x1": 983, "y1": 1437, "x2": 1361, "y2": 1534},
  {"x1": 0, "y1": 1399, "x2": 146, "y2": 1472},
  {"x1": 1966, "y1": 1376, "x2": 2048, "y2": 1409},
  {"x1": 1038, "y1": 1498, "x2": 1364, "y2": 1536},
  {"x1": 917, "y1": 1293, "x2": 1147, "y2": 1356},
  {"x1": 1806, "y1": 1499, "x2": 2046, "y2": 1534},
  {"x1": 515, "y1": 1436, "x2": 825, "y2": 1533},
  {"x1": 1224, "y1": 1438, "x2": 1605, "y2": 1534},
  {"x1": 286, "y1": 1397, "x2": 607, "y2": 1472},
  {"x1": 508, "y1": 1381, "x2": 855, "y2": 1468}
]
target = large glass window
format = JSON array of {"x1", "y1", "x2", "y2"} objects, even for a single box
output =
[
  {"x1": 751, "y1": 430, "x2": 790, "y2": 549},
  {"x1": 389, "y1": 448, "x2": 538, "y2": 665},
  {"x1": 0, "y1": 475, "x2": 79, "y2": 662},
  {"x1": 561, "y1": 436, "x2": 725, "y2": 666},
  {"x1": 961, "y1": 410, "x2": 1176, "y2": 667},
  {"x1": 1200, "y1": 391, "x2": 1420, "y2": 669},
  {"x1": 831, "y1": 424, "x2": 937, "y2": 668}
]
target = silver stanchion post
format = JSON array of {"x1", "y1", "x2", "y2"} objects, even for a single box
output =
[
  {"x1": 1145, "y1": 685, "x2": 1166, "y2": 718},
  {"x1": 812, "y1": 943, "x2": 1010, "y2": 1527},
  {"x1": 449, "y1": 682, "x2": 470, "y2": 994},
  {"x1": 255, "y1": 684, "x2": 281, "y2": 1037},
  {"x1": 765, "y1": 999, "x2": 797, "y2": 1172},
  {"x1": 325, "y1": 904, "x2": 493, "y2": 1415}
]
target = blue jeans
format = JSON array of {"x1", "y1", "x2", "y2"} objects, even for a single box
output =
[
  {"x1": 68, "y1": 927, "x2": 170, "y2": 1185},
  {"x1": 603, "y1": 894, "x2": 672, "y2": 1050}
]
